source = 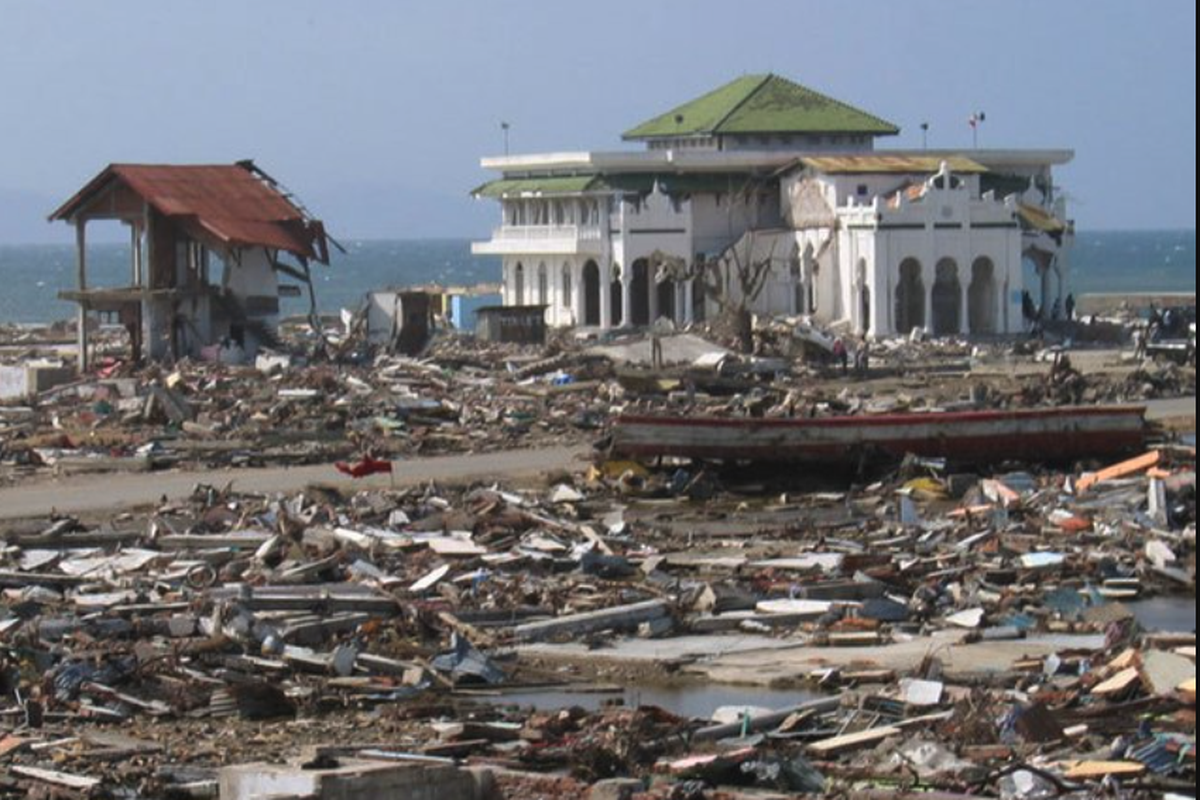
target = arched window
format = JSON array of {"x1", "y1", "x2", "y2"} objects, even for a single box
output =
[
  {"x1": 513, "y1": 263, "x2": 526, "y2": 306},
  {"x1": 969, "y1": 257, "x2": 998, "y2": 335},
  {"x1": 537, "y1": 263, "x2": 549, "y2": 306},
  {"x1": 895, "y1": 258, "x2": 925, "y2": 333},
  {"x1": 582, "y1": 261, "x2": 601, "y2": 327},
  {"x1": 562, "y1": 264, "x2": 573, "y2": 309}
]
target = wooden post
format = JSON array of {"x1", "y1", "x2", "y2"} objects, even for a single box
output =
[
  {"x1": 76, "y1": 221, "x2": 89, "y2": 373},
  {"x1": 132, "y1": 223, "x2": 144, "y2": 287}
]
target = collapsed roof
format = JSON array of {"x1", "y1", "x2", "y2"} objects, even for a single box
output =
[{"x1": 50, "y1": 161, "x2": 330, "y2": 263}]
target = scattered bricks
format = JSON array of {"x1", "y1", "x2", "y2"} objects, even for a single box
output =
[{"x1": 493, "y1": 772, "x2": 589, "y2": 800}]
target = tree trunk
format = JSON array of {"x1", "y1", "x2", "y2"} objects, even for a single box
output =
[{"x1": 731, "y1": 307, "x2": 754, "y2": 354}]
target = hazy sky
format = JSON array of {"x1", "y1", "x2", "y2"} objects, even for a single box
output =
[{"x1": 1, "y1": 0, "x2": 1195, "y2": 243}]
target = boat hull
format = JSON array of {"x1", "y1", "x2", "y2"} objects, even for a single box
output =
[{"x1": 611, "y1": 406, "x2": 1148, "y2": 465}]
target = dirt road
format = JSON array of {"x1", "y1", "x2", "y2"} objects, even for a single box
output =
[
  {"x1": 0, "y1": 398, "x2": 1191, "y2": 521},
  {"x1": 1146, "y1": 396, "x2": 1197, "y2": 428},
  {"x1": 0, "y1": 446, "x2": 588, "y2": 521}
]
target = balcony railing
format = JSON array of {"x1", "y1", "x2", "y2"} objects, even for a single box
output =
[{"x1": 493, "y1": 225, "x2": 603, "y2": 241}]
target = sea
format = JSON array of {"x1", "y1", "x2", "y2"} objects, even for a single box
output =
[{"x1": 0, "y1": 230, "x2": 1194, "y2": 327}]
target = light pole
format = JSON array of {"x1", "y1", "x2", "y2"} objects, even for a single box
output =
[
  {"x1": 501, "y1": 122, "x2": 511, "y2": 156},
  {"x1": 969, "y1": 111, "x2": 986, "y2": 149},
  {"x1": 920, "y1": 122, "x2": 930, "y2": 151}
]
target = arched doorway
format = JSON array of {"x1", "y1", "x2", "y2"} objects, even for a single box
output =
[
  {"x1": 656, "y1": 278, "x2": 676, "y2": 324},
  {"x1": 610, "y1": 265, "x2": 624, "y2": 327},
  {"x1": 932, "y1": 259, "x2": 962, "y2": 336},
  {"x1": 895, "y1": 258, "x2": 925, "y2": 334},
  {"x1": 969, "y1": 257, "x2": 998, "y2": 335},
  {"x1": 513, "y1": 263, "x2": 526, "y2": 306},
  {"x1": 562, "y1": 263, "x2": 574, "y2": 311},
  {"x1": 582, "y1": 261, "x2": 600, "y2": 327},
  {"x1": 631, "y1": 259, "x2": 651, "y2": 327}
]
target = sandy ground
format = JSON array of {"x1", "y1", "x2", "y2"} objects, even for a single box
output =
[{"x1": 0, "y1": 445, "x2": 589, "y2": 521}]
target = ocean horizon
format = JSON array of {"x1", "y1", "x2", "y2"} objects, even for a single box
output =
[{"x1": 1, "y1": 230, "x2": 1195, "y2": 326}]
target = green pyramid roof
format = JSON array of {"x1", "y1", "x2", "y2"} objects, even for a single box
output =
[{"x1": 623, "y1": 74, "x2": 900, "y2": 140}]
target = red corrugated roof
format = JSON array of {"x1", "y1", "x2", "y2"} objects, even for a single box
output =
[{"x1": 50, "y1": 163, "x2": 329, "y2": 263}]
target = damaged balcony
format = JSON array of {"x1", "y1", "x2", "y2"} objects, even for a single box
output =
[{"x1": 472, "y1": 224, "x2": 604, "y2": 256}]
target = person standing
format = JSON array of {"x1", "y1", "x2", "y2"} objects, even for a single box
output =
[
  {"x1": 832, "y1": 337, "x2": 849, "y2": 375},
  {"x1": 855, "y1": 339, "x2": 870, "y2": 377}
]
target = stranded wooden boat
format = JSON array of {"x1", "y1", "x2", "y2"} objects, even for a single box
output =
[{"x1": 611, "y1": 405, "x2": 1148, "y2": 465}]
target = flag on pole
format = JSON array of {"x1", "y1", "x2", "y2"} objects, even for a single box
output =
[{"x1": 969, "y1": 112, "x2": 986, "y2": 129}]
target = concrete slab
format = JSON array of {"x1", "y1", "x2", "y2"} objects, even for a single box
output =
[
  {"x1": 588, "y1": 334, "x2": 730, "y2": 367},
  {"x1": 219, "y1": 759, "x2": 477, "y2": 800},
  {"x1": 522, "y1": 632, "x2": 1109, "y2": 686}
]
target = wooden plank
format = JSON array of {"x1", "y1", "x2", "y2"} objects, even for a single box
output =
[
  {"x1": 807, "y1": 726, "x2": 902, "y2": 757},
  {"x1": 0, "y1": 571, "x2": 87, "y2": 589},
  {"x1": 1093, "y1": 667, "x2": 1142, "y2": 697},
  {"x1": 12, "y1": 765, "x2": 101, "y2": 790},
  {"x1": 513, "y1": 600, "x2": 670, "y2": 643},
  {"x1": 158, "y1": 532, "x2": 274, "y2": 550},
  {"x1": 1078, "y1": 451, "x2": 1161, "y2": 493},
  {"x1": 1063, "y1": 761, "x2": 1146, "y2": 780}
]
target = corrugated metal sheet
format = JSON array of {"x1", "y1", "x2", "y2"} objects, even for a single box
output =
[
  {"x1": 803, "y1": 155, "x2": 988, "y2": 175},
  {"x1": 1017, "y1": 202, "x2": 1068, "y2": 234},
  {"x1": 51, "y1": 163, "x2": 329, "y2": 262},
  {"x1": 1129, "y1": 736, "x2": 1188, "y2": 775}
]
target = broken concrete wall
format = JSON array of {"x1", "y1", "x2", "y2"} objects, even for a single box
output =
[
  {"x1": 220, "y1": 247, "x2": 282, "y2": 358},
  {"x1": 0, "y1": 362, "x2": 74, "y2": 402}
]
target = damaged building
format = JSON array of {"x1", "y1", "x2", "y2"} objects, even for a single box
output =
[
  {"x1": 50, "y1": 161, "x2": 330, "y2": 370},
  {"x1": 472, "y1": 73, "x2": 1074, "y2": 338}
]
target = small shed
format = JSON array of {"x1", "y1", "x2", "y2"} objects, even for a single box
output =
[
  {"x1": 366, "y1": 290, "x2": 436, "y2": 356},
  {"x1": 475, "y1": 305, "x2": 548, "y2": 345}
]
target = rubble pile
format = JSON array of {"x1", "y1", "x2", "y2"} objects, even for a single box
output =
[
  {"x1": 0, "y1": 436, "x2": 1193, "y2": 798},
  {"x1": 5, "y1": 313, "x2": 1195, "y2": 492},
  {"x1": 1, "y1": 342, "x2": 617, "y2": 487}
]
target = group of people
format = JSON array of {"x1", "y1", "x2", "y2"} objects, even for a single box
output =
[
  {"x1": 1022, "y1": 290, "x2": 1077, "y2": 337},
  {"x1": 831, "y1": 336, "x2": 870, "y2": 376},
  {"x1": 1135, "y1": 304, "x2": 1194, "y2": 360}
]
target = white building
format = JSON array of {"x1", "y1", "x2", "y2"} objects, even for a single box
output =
[{"x1": 473, "y1": 75, "x2": 1074, "y2": 338}]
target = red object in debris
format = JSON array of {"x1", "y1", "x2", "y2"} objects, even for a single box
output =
[
  {"x1": 335, "y1": 457, "x2": 394, "y2": 479},
  {"x1": 96, "y1": 360, "x2": 124, "y2": 379}
]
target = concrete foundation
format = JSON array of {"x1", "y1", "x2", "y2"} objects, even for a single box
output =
[{"x1": 219, "y1": 759, "x2": 478, "y2": 800}]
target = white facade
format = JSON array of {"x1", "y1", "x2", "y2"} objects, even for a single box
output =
[{"x1": 475, "y1": 151, "x2": 1073, "y2": 340}]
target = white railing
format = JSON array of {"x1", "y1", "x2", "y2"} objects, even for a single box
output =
[{"x1": 493, "y1": 225, "x2": 603, "y2": 241}]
